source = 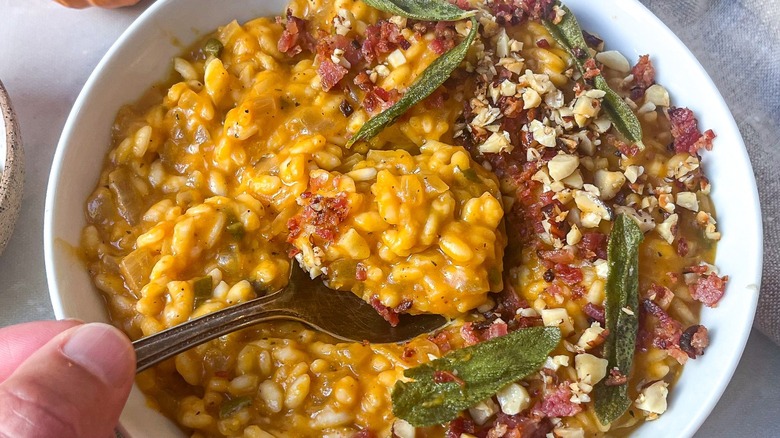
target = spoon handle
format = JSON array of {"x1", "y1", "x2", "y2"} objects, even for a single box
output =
[{"x1": 133, "y1": 293, "x2": 294, "y2": 373}]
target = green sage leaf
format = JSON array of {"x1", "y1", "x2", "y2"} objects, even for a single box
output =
[
  {"x1": 362, "y1": 0, "x2": 476, "y2": 21},
  {"x1": 543, "y1": 4, "x2": 643, "y2": 145},
  {"x1": 593, "y1": 214, "x2": 644, "y2": 425},
  {"x1": 347, "y1": 16, "x2": 478, "y2": 147},
  {"x1": 391, "y1": 326, "x2": 561, "y2": 427}
]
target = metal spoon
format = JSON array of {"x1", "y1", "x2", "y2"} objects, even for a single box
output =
[{"x1": 133, "y1": 263, "x2": 447, "y2": 372}]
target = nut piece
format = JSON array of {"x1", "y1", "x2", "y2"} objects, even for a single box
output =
[
  {"x1": 479, "y1": 131, "x2": 513, "y2": 154},
  {"x1": 523, "y1": 88, "x2": 542, "y2": 109},
  {"x1": 575, "y1": 353, "x2": 609, "y2": 385},
  {"x1": 468, "y1": 398, "x2": 499, "y2": 426},
  {"x1": 676, "y1": 191, "x2": 699, "y2": 211},
  {"x1": 595, "y1": 50, "x2": 631, "y2": 72},
  {"x1": 577, "y1": 322, "x2": 606, "y2": 350},
  {"x1": 656, "y1": 213, "x2": 679, "y2": 244},
  {"x1": 593, "y1": 169, "x2": 626, "y2": 200},
  {"x1": 392, "y1": 419, "x2": 416, "y2": 438},
  {"x1": 548, "y1": 154, "x2": 580, "y2": 181},
  {"x1": 496, "y1": 383, "x2": 531, "y2": 415},
  {"x1": 541, "y1": 307, "x2": 574, "y2": 335},
  {"x1": 635, "y1": 381, "x2": 669, "y2": 415},
  {"x1": 644, "y1": 84, "x2": 670, "y2": 107},
  {"x1": 574, "y1": 190, "x2": 612, "y2": 228}
]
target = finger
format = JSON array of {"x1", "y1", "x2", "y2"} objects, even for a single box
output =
[
  {"x1": 89, "y1": 0, "x2": 142, "y2": 8},
  {"x1": 54, "y1": 0, "x2": 91, "y2": 8},
  {"x1": 0, "y1": 320, "x2": 82, "y2": 383},
  {"x1": 55, "y1": 0, "x2": 141, "y2": 8},
  {"x1": 0, "y1": 323, "x2": 136, "y2": 438}
]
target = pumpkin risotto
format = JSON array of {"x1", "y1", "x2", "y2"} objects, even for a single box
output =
[{"x1": 81, "y1": 0, "x2": 727, "y2": 436}]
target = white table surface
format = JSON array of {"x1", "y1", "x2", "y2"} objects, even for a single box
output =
[{"x1": 0, "y1": 1, "x2": 777, "y2": 436}]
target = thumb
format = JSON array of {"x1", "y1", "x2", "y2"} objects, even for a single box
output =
[{"x1": 0, "y1": 323, "x2": 136, "y2": 438}]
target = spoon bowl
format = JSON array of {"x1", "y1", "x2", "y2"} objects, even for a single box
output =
[{"x1": 133, "y1": 263, "x2": 448, "y2": 372}]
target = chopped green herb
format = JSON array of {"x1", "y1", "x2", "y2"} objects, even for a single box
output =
[
  {"x1": 203, "y1": 38, "x2": 223, "y2": 58},
  {"x1": 193, "y1": 276, "x2": 213, "y2": 308},
  {"x1": 219, "y1": 396, "x2": 252, "y2": 419},
  {"x1": 362, "y1": 0, "x2": 476, "y2": 21},
  {"x1": 226, "y1": 222, "x2": 245, "y2": 239},
  {"x1": 460, "y1": 167, "x2": 480, "y2": 183},
  {"x1": 594, "y1": 214, "x2": 644, "y2": 424},
  {"x1": 543, "y1": 3, "x2": 643, "y2": 145},
  {"x1": 347, "y1": 16, "x2": 478, "y2": 147},
  {"x1": 391, "y1": 326, "x2": 561, "y2": 427}
]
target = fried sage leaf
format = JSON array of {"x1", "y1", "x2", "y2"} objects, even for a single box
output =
[
  {"x1": 347, "y1": 16, "x2": 478, "y2": 147},
  {"x1": 362, "y1": 0, "x2": 476, "y2": 21},
  {"x1": 543, "y1": 3, "x2": 643, "y2": 145},
  {"x1": 593, "y1": 214, "x2": 644, "y2": 425},
  {"x1": 391, "y1": 326, "x2": 561, "y2": 427}
]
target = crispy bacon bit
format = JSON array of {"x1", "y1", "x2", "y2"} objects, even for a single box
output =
[
  {"x1": 460, "y1": 322, "x2": 481, "y2": 346},
  {"x1": 430, "y1": 21, "x2": 459, "y2": 55},
  {"x1": 641, "y1": 299, "x2": 686, "y2": 363},
  {"x1": 287, "y1": 191, "x2": 350, "y2": 243},
  {"x1": 424, "y1": 88, "x2": 448, "y2": 109},
  {"x1": 583, "y1": 303, "x2": 606, "y2": 325},
  {"x1": 604, "y1": 368, "x2": 628, "y2": 386},
  {"x1": 448, "y1": 0, "x2": 474, "y2": 10},
  {"x1": 536, "y1": 38, "x2": 550, "y2": 49},
  {"x1": 645, "y1": 284, "x2": 674, "y2": 309},
  {"x1": 680, "y1": 325, "x2": 709, "y2": 359},
  {"x1": 460, "y1": 320, "x2": 511, "y2": 345},
  {"x1": 370, "y1": 295, "x2": 400, "y2": 327},
  {"x1": 402, "y1": 346, "x2": 416, "y2": 359},
  {"x1": 488, "y1": 0, "x2": 556, "y2": 25},
  {"x1": 630, "y1": 54, "x2": 655, "y2": 99},
  {"x1": 316, "y1": 35, "x2": 361, "y2": 92},
  {"x1": 618, "y1": 141, "x2": 640, "y2": 157},
  {"x1": 689, "y1": 272, "x2": 728, "y2": 307},
  {"x1": 395, "y1": 299, "x2": 413, "y2": 314},
  {"x1": 434, "y1": 370, "x2": 466, "y2": 387},
  {"x1": 428, "y1": 330, "x2": 452, "y2": 354},
  {"x1": 668, "y1": 107, "x2": 717, "y2": 155},
  {"x1": 355, "y1": 262, "x2": 367, "y2": 281},
  {"x1": 445, "y1": 417, "x2": 476, "y2": 438},
  {"x1": 354, "y1": 71, "x2": 401, "y2": 114},
  {"x1": 534, "y1": 382, "x2": 583, "y2": 417},
  {"x1": 486, "y1": 321, "x2": 509, "y2": 339},
  {"x1": 538, "y1": 247, "x2": 576, "y2": 265},
  {"x1": 489, "y1": 413, "x2": 553, "y2": 438},
  {"x1": 277, "y1": 9, "x2": 315, "y2": 56},
  {"x1": 362, "y1": 20, "x2": 410, "y2": 63},
  {"x1": 583, "y1": 58, "x2": 601, "y2": 80},
  {"x1": 676, "y1": 236, "x2": 690, "y2": 257},
  {"x1": 554, "y1": 264, "x2": 583, "y2": 286},
  {"x1": 578, "y1": 232, "x2": 608, "y2": 261}
]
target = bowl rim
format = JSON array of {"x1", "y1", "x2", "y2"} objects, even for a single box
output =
[
  {"x1": 0, "y1": 79, "x2": 25, "y2": 254},
  {"x1": 43, "y1": 0, "x2": 764, "y2": 436}
]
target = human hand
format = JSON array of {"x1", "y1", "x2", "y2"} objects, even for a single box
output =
[
  {"x1": 0, "y1": 320, "x2": 136, "y2": 438},
  {"x1": 55, "y1": 0, "x2": 142, "y2": 8}
]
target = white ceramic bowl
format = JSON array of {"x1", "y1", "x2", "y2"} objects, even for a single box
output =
[
  {"x1": 44, "y1": 0, "x2": 763, "y2": 436},
  {"x1": 0, "y1": 79, "x2": 24, "y2": 256}
]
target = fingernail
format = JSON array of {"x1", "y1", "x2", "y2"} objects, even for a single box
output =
[{"x1": 61, "y1": 323, "x2": 135, "y2": 386}]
